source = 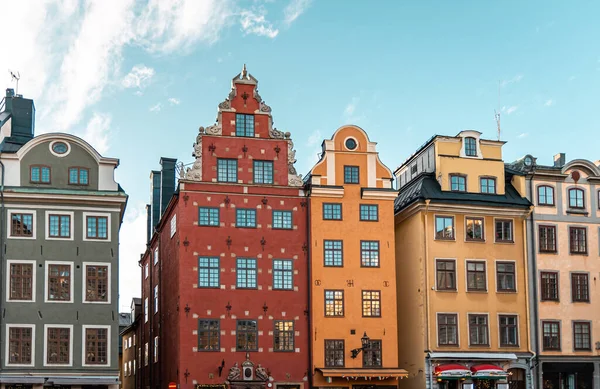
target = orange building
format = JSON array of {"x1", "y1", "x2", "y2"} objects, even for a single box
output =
[{"x1": 306, "y1": 125, "x2": 407, "y2": 389}]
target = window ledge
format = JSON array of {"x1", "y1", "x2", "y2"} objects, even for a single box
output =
[
  {"x1": 496, "y1": 290, "x2": 517, "y2": 294},
  {"x1": 567, "y1": 209, "x2": 588, "y2": 216}
]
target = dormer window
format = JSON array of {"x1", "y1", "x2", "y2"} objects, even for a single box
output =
[
  {"x1": 568, "y1": 188, "x2": 585, "y2": 209},
  {"x1": 30, "y1": 165, "x2": 51, "y2": 184},
  {"x1": 450, "y1": 174, "x2": 466, "y2": 192},
  {"x1": 235, "y1": 114, "x2": 254, "y2": 137},
  {"x1": 69, "y1": 167, "x2": 89, "y2": 185},
  {"x1": 480, "y1": 177, "x2": 496, "y2": 194},
  {"x1": 465, "y1": 137, "x2": 477, "y2": 156}
]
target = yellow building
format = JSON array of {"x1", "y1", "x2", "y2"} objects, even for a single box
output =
[
  {"x1": 306, "y1": 125, "x2": 407, "y2": 389},
  {"x1": 394, "y1": 131, "x2": 533, "y2": 389}
]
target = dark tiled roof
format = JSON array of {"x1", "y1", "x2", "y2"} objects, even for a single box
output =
[
  {"x1": 119, "y1": 312, "x2": 132, "y2": 327},
  {"x1": 394, "y1": 173, "x2": 531, "y2": 213}
]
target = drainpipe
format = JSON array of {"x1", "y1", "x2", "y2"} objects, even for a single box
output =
[
  {"x1": 423, "y1": 200, "x2": 432, "y2": 389},
  {"x1": 527, "y1": 175, "x2": 541, "y2": 388},
  {"x1": 0, "y1": 158, "x2": 5, "y2": 369},
  {"x1": 522, "y1": 207, "x2": 536, "y2": 380},
  {"x1": 305, "y1": 190, "x2": 313, "y2": 389}
]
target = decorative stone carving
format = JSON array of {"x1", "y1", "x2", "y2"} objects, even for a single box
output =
[
  {"x1": 185, "y1": 126, "x2": 204, "y2": 181},
  {"x1": 227, "y1": 362, "x2": 241, "y2": 381},
  {"x1": 259, "y1": 101, "x2": 271, "y2": 113},
  {"x1": 205, "y1": 123, "x2": 222, "y2": 135},
  {"x1": 269, "y1": 128, "x2": 285, "y2": 139},
  {"x1": 218, "y1": 99, "x2": 231, "y2": 110},
  {"x1": 286, "y1": 137, "x2": 303, "y2": 186},
  {"x1": 288, "y1": 174, "x2": 303, "y2": 186},
  {"x1": 255, "y1": 364, "x2": 268, "y2": 381}
]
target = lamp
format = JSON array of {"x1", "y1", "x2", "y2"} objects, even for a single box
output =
[{"x1": 350, "y1": 332, "x2": 370, "y2": 359}]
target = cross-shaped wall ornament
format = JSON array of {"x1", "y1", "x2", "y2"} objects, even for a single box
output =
[{"x1": 241, "y1": 91, "x2": 249, "y2": 107}]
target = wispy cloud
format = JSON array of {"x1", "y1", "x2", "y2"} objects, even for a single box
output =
[
  {"x1": 82, "y1": 113, "x2": 112, "y2": 155},
  {"x1": 502, "y1": 105, "x2": 519, "y2": 115},
  {"x1": 518, "y1": 132, "x2": 528, "y2": 139},
  {"x1": 306, "y1": 129, "x2": 323, "y2": 164},
  {"x1": 283, "y1": 0, "x2": 312, "y2": 26},
  {"x1": 122, "y1": 64, "x2": 155, "y2": 89},
  {"x1": 544, "y1": 99, "x2": 554, "y2": 107},
  {"x1": 168, "y1": 97, "x2": 181, "y2": 105},
  {"x1": 240, "y1": 8, "x2": 279, "y2": 38},
  {"x1": 149, "y1": 103, "x2": 162, "y2": 112},
  {"x1": 344, "y1": 97, "x2": 359, "y2": 116},
  {"x1": 500, "y1": 74, "x2": 524, "y2": 88}
]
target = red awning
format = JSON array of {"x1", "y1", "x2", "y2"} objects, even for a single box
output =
[
  {"x1": 470, "y1": 364, "x2": 507, "y2": 377},
  {"x1": 434, "y1": 364, "x2": 471, "y2": 377}
]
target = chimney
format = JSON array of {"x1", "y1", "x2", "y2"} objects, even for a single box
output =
[
  {"x1": 145, "y1": 204, "x2": 152, "y2": 243},
  {"x1": 0, "y1": 89, "x2": 35, "y2": 150},
  {"x1": 149, "y1": 170, "x2": 162, "y2": 235},
  {"x1": 159, "y1": 157, "x2": 177, "y2": 215},
  {"x1": 553, "y1": 153, "x2": 566, "y2": 168}
]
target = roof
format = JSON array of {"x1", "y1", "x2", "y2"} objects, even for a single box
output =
[
  {"x1": 132, "y1": 297, "x2": 142, "y2": 305},
  {"x1": 118, "y1": 312, "x2": 131, "y2": 327},
  {"x1": 395, "y1": 173, "x2": 531, "y2": 213}
]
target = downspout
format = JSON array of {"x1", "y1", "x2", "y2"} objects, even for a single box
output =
[
  {"x1": 522, "y1": 208, "x2": 535, "y2": 363},
  {"x1": 527, "y1": 176, "x2": 541, "y2": 387},
  {"x1": 305, "y1": 188, "x2": 313, "y2": 389},
  {"x1": 0, "y1": 158, "x2": 5, "y2": 369},
  {"x1": 423, "y1": 200, "x2": 432, "y2": 389}
]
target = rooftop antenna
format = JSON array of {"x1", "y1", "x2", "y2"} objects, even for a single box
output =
[
  {"x1": 9, "y1": 70, "x2": 20, "y2": 95},
  {"x1": 494, "y1": 80, "x2": 501, "y2": 140}
]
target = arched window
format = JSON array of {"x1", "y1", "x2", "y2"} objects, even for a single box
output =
[
  {"x1": 568, "y1": 188, "x2": 585, "y2": 209},
  {"x1": 537, "y1": 186, "x2": 555, "y2": 206},
  {"x1": 464, "y1": 137, "x2": 477, "y2": 156}
]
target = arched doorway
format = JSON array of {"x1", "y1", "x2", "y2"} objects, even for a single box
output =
[{"x1": 508, "y1": 368, "x2": 526, "y2": 389}]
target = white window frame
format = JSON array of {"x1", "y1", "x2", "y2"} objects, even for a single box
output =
[
  {"x1": 44, "y1": 261, "x2": 74, "y2": 303},
  {"x1": 81, "y1": 324, "x2": 111, "y2": 367},
  {"x1": 128, "y1": 360, "x2": 132, "y2": 376},
  {"x1": 144, "y1": 263, "x2": 149, "y2": 279},
  {"x1": 5, "y1": 324, "x2": 35, "y2": 367},
  {"x1": 43, "y1": 324, "x2": 73, "y2": 367},
  {"x1": 435, "y1": 312, "x2": 460, "y2": 348},
  {"x1": 464, "y1": 259, "x2": 488, "y2": 293},
  {"x1": 153, "y1": 247, "x2": 159, "y2": 265},
  {"x1": 154, "y1": 285, "x2": 158, "y2": 314},
  {"x1": 144, "y1": 298, "x2": 148, "y2": 323},
  {"x1": 434, "y1": 257, "x2": 458, "y2": 292},
  {"x1": 82, "y1": 212, "x2": 112, "y2": 242},
  {"x1": 495, "y1": 259, "x2": 518, "y2": 293},
  {"x1": 467, "y1": 312, "x2": 490, "y2": 347},
  {"x1": 6, "y1": 259, "x2": 36, "y2": 303},
  {"x1": 154, "y1": 336, "x2": 159, "y2": 363},
  {"x1": 497, "y1": 313, "x2": 520, "y2": 348},
  {"x1": 44, "y1": 211, "x2": 74, "y2": 241},
  {"x1": 7, "y1": 209, "x2": 37, "y2": 240},
  {"x1": 82, "y1": 262, "x2": 112, "y2": 304},
  {"x1": 170, "y1": 214, "x2": 176, "y2": 238}
]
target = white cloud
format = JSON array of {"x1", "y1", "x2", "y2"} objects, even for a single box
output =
[
  {"x1": 283, "y1": 0, "x2": 312, "y2": 26},
  {"x1": 168, "y1": 97, "x2": 181, "y2": 105},
  {"x1": 518, "y1": 132, "x2": 528, "y2": 139},
  {"x1": 306, "y1": 129, "x2": 323, "y2": 164},
  {"x1": 81, "y1": 113, "x2": 112, "y2": 155},
  {"x1": 500, "y1": 74, "x2": 524, "y2": 87},
  {"x1": 117, "y1": 203, "x2": 147, "y2": 310},
  {"x1": 122, "y1": 64, "x2": 155, "y2": 89},
  {"x1": 149, "y1": 103, "x2": 162, "y2": 112},
  {"x1": 544, "y1": 99, "x2": 554, "y2": 106},
  {"x1": 307, "y1": 129, "x2": 322, "y2": 146},
  {"x1": 240, "y1": 9, "x2": 279, "y2": 38},
  {"x1": 344, "y1": 97, "x2": 359, "y2": 116},
  {"x1": 502, "y1": 105, "x2": 518, "y2": 115}
]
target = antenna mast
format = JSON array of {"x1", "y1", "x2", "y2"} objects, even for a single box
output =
[
  {"x1": 495, "y1": 80, "x2": 501, "y2": 140},
  {"x1": 9, "y1": 70, "x2": 20, "y2": 95}
]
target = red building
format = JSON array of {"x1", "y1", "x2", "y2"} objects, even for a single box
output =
[{"x1": 139, "y1": 66, "x2": 309, "y2": 389}]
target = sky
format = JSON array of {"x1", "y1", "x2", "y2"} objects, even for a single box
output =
[{"x1": 1, "y1": 0, "x2": 599, "y2": 311}]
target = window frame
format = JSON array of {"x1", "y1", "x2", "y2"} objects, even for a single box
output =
[
  {"x1": 82, "y1": 325, "x2": 110, "y2": 366},
  {"x1": 573, "y1": 321, "x2": 592, "y2": 351},
  {"x1": 44, "y1": 324, "x2": 73, "y2": 367},
  {"x1": 323, "y1": 240, "x2": 343, "y2": 267},
  {"x1": 435, "y1": 215, "x2": 455, "y2": 240},
  {"x1": 198, "y1": 257, "x2": 220, "y2": 288},
  {"x1": 324, "y1": 339, "x2": 345, "y2": 367},
  {"x1": 253, "y1": 160, "x2": 274, "y2": 184},
  {"x1": 236, "y1": 208, "x2": 257, "y2": 228},
  {"x1": 496, "y1": 261, "x2": 516, "y2": 293},
  {"x1": 199, "y1": 207, "x2": 220, "y2": 227},
  {"x1": 236, "y1": 258, "x2": 257, "y2": 289},
  {"x1": 82, "y1": 262, "x2": 111, "y2": 304},
  {"x1": 360, "y1": 240, "x2": 380, "y2": 268},
  {"x1": 466, "y1": 260, "x2": 487, "y2": 292},
  {"x1": 46, "y1": 211, "x2": 74, "y2": 241},
  {"x1": 216, "y1": 158, "x2": 238, "y2": 183},
  {"x1": 154, "y1": 285, "x2": 159, "y2": 314},
  {"x1": 6, "y1": 260, "x2": 36, "y2": 302},
  {"x1": 571, "y1": 273, "x2": 590, "y2": 303},
  {"x1": 84, "y1": 214, "x2": 110, "y2": 241},
  {"x1": 362, "y1": 339, "x2": 382, "y2": 368},
  {"x1": 361, "y1": 290, "x2": 381, "y2": 318},
  {"x1": 343, "y1": 165, "x2": 360, "y2": 184},
  {"x1": 8, "y1": 210, "x2": 36, "y2": 239},
  {"x1": 540, "y1": 271, "x2": 559, "y2": 301},
  {"x1": 324, "y1": 290, "x2": 344, "y2": 317},
  {"x1": 6, "y1": 324, "x2": 35, "y2": 366},
  {"x1": 449, "y1": 174, "x2": 467, "y2": 192},
  {"x1": 198, "y1": 319, "x2": 220, "y2": 352},
  {"x1": 235, "y1": 113, "x2": 255, "y2": 137},
  {"x1": 569, "y1": 226, "x2": 587, "y2": 255},
  {"x1": 273, "y1": 320, "x2": 295, "y2": 352},
  {"x1": 495, "y1": 218, "x2": 514, "y2": 243},
  {"x1": 272, "y1": 210, "x2": 293, "y2": 230},
  {"x1": 359, "y1": 204, "x2": 379, "y2": 222},
  {"x1": 464, "y1": 137, "x2": 477, "y2": 157},
  {"x1": 468, "y1": 313, "x2": 490, "y2": 346},
  {"x1": 498, "y1": 314, "x2": 519, "y2": 347},
  {"x1": 30, "y1": 165, "x2": 51, "y2": 184},
  {"x1": 542, "y1": 320, "x2": 561, "y2": 351},
  {"x1": 322, "y1": 203, "x2": 343, "y2": 221},
  {"x1": 68, "y1": 166, "x2": 90, "y2": 186},
  {"x1": 45, "y1": 261, "x2": 74, "y2": 303},
  {"x1": 465, "y1": 216, "x2": 485, "y2": 242},
  {"x1": 435, "y1": 259, "x2": 457, "y2": 291},
  {"x1": 568, "y1": 188, "x2": 585, "y2": 209},
  {"x1": 236, "y1": 320, "x2": 258, "y2": 351},
  {"x1": 480, "y1": 177, "x2": 496, "y2": 194},
  {"x1": 437, "y1": 313, "x2": 459, "y2": 346},
  {"x1": 272, "y1": 259, "x2": 293, "y2": 291},
  {"x1": 538, "y1": 225, "x2": 557, "y2": 253},
  {"x1": 537, "y1": 185, "x2": 555, "y2": 206}
]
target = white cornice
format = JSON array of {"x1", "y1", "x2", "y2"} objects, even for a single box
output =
[
  {"x1": 395, "y1": 201, "x2": 531, "y2": 223},
  {"x1": 309, "y1": 187, "x2": 344, "y2": 198},
  {"x1": 362, "y1": 190, "x2": 397, "y2": 200}
]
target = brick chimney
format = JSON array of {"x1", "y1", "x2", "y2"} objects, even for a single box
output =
[{"x1": 553, "y1": 153, "x2": 566, "y2": 168}]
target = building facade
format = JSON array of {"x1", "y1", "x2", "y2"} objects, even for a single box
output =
[
  {"x1": 510, "y1": 153, "x2": 600, "y2": 389},
  {"x1": 121, "y1": 298, "x2": 141, "y2": 389},
  {"x1": 0, "y1": 89, "x2": 127, "y2": 388},
  {"x1": 306, "y1": 125, "x2": 407, "y2": 388},
  {"x1": 138, "y1": 67, "x2": 310, "y2": 389},
  {"x1": 394, "y1": 131, "x2": 533, "y2": 389},
  {"x1": 118, "y1": 312, "x2": 131, "y2": 389}
]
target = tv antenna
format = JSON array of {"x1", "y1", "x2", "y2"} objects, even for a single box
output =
[
  {"x1": 494, "y1": 80, "x2": 501, "y2": 140},
  {"x1": 9, "y1": 70, "x2": 20, "y2": 95}
]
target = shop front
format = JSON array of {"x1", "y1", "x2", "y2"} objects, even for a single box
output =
[
  {"x1": 314, "y1": 368, "x2": 408, "y2": 389},
  {"x1": 541, "y1": 362, "x2": 594, "y2": 389}
]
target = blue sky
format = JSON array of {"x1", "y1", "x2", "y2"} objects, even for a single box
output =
[{"x1": 1, "y1": 0, "x2": 599, "y2": 310}]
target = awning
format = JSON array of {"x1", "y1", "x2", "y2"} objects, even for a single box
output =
[
  {"x1": 0, "y1": 377, "x2": 45, "y2": 384},
  {"x1": 470, "y1": 364, "x2": 507, "y2": 380},
  {"x1": 317, "y1": 368, "x2": 408, "y2": 379},
  {"x1": 434, "y1": 364, "x2": 471, "y2": 379},
  {"x1": 429, "y1": 352, "x2": 518, "y2": 360},
  {"x1": 48, "y1": 376, "x2": 120, "y2": 385}
]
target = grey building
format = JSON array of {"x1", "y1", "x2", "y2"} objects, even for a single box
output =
[{"x1": 0, "y1": 89, "x2": 127, "y2": 389}]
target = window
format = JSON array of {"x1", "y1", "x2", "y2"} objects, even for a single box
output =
[
  {"x1": 324, "y1": 340, "x2": 344, "y2": 367},
  {"x1": 236, "y1": 209, "x2": 256, "y2": 228},
  {"x1": 86, "y1": 216, "x2": 108, "y2": 239},
  {"x1": 47, "y1": 263, "x2": 71, "y2": 302},
  {"x1": 344, "y1": 165, "x2": 359, "y2": 184},
  {"x1": 235, "y1": 114, "x2": 254, "y2": 137},
  {"x1": 144, "y1": 343, "x2": 148, "y2": 366},
  {"x1": 153, "y1": 247, "x2": 159, "y2": 265},
  {"x1": 480, "y1": 177, "x2": 496, "y2": 194},
  {"x1": 468, "y1": 315, "x2": 489, "y2": 346},
  {"x1": 361, "y1": 290, "x2": 381, "y2": 317},
  {"x1": 436, "y1": 260, "x2": 456, "y2": 291},
  {"x1": 154, "y1": 285, "x2": 158, "y2": 313},
  {"x1": 144, "y1": 298, "x2": 148, "y2": 323},
  {"x1": 539, "y1": 225, "x2": 557, "y2": 253},
  {"x1": 154, "y1": 336, "x2": 158, "y2": 363},
  {"x1": 323, "y1": 203, "x2": 342, "y2": 220},
  {"x1": 68, "y1": 167, "x2": 89, "y2": 185},
  {"x1": 360, "y1": 241, "x2": 380, "y2": 267},
  {"x1": 465, "y1": 137, "x2": 477, "y2": 156},
  {"x1": 9, "y1": 262, "x2": 33, "y2": 301},
  {"x1": 144, "y1": 264, "x2": 149, "y2": 279},
  {"x1": 499, "y1": 315, "x2": 518, "y2": 347},
  {"x1": 236, "y1": 320, "x2": 258, "y2": 351},
  {"x1": 450, "y1": 175, "x2": 466, "y2": 192},
  {"x1": 345, "y1": 138, "x2": 357, "y2": 150},
  {"x1": 538, "y1": 186, "x2": 555, "y2": 206},
  {"x1": 569, "y1": 227, "x2": 587, "y2": 254},
  {"x1": 466, "y1": 261, "x2": 486, "y2": 291},
  {"x1": 571, "y1": 273, "x2": 589, "y2": 302},
  {"x1": 568, "y1": 188, "x2": 584, "y2": 209},
  {"x1": 437, "y1": 314, "x2": 458, "y2": 346},
  {"x1": 273, "y1": 260, "x2": 293, "y2": 290},
  {"x1": 199, "y1": 207, "x2": 220, "y2": 226},
  {"x1": 273, "y1": 210, "x2": 292, "y2": 229},
  {"x1": 85, "y1": 264, "x2": 108, "y2": 302},
  {"x1": 363, "y1": 340, "x2": 382, "y2": 367},
  {"x1": 8, "y1": 326, "x2": 32, "y2": 365},
  {"x1": 217, "y1": 159, "x2": 238, "y2": 183},
  {"x1": 198, "y1": 257, "x2": 220, "y2": 288},
  {"x1": 573, "y1": 322, "x2": 591, "y2": 350},
  {"x1": 85, "y1": 327, "x2": 108, "y2": 365},
  {"x1": 496, "y1": 262, "x2": 516, "y2": 292},
  {"x1": 253, "y1": 160, "x2": 273, "y2": 184},
  {"x1": 11, "y1": 213, "x2": 33, "y2": 237},
  {"x1": 324, "y1": 240, "x2": 343, "y2": 267},
  {"x1": 466, "y1": 217, "x2": 484, "y2": 241},
  {"x1": 435, "y1": 216, "x2": 455, "y2": 240},
  {"x1": 46, "y1": 327, "x2": 70, "y2": 364},
  {"x1": 170, "y1": 215, "x2": 176, "y2": 238},
  {"x1": 541, "y1": 272, "x2": 559, "y2": 301},
  {"x1": 359, "y1": 204, "x2": 378, "y2": 221},
  {"x1": 48, "y1": 214, "x2": 71, "y2": 238},
  {"x1": 495, "y1": 219, "x2": 513, "y2": 242},
  {"x1": 52, "y1": 142, "x2": 68, "y2": 154},
  {"x1": 274, "y1": 321, "x2": 294, "y2": 352},
  {"x1": 30, "y1": 165, "x2": 50, "y2": 184},
  {"x1": 542, "y1": 321, "x2": 560, "y2": 350},
  {"x1": 198, "y1": 319, "x2": 220, "y2": 351},
  {"x1": 324, "y1": 290, "x2": 344, "y2": 317},
  {"x1": 236, "y1": 258, "x2": 257, "y2": 289}
]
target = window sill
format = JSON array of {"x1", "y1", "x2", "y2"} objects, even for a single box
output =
[
  {"x1": 466, "y1": 290, "x2": 488, "y2": 293},
  {"x1": 569, "y1": 252, "x2": 588, "y2": 256},
  {"x1": 466, "y1": 239, "x2": 486, "y2": 243},
  {"x1": 499, "y1": 345, "x2": 520, "y2": 348},
  {"x1": 435, "y1": 238, "x2": 456, "y2": 242},
  {"x1": 496, "y1": 290, "x2": 517, "y2": 294},
  {"x1": 540, "y1": 299, "x2": 560, "y2": 303},
  {"x1": 572, "y1": 300, "x2": 591, "y2": 304},
  {"x1": 567, "y1": 208, "x2": 588, "y2": 215},
  {"x1": 468, "y1": 345, "x2": 491, "y2": 348},
  {"x1": 539, "y1": 250, "x2": 558, "y2": 254},
  {"x1": 435, "y1": 289, "x2": 458, "y2": 293},
  {"x1": 495, "y1": 240, "x2": 515, "y2": 244},
  {"x1": 537, "y1": 204, "x2": 556, "y2": 207}
]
